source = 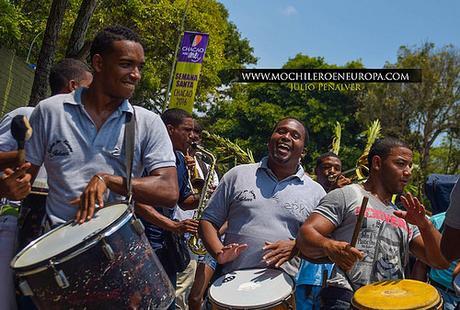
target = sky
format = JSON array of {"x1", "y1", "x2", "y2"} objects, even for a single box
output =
[{"x1": 219, "y1": 0, "x2": 460, "y2": 68}]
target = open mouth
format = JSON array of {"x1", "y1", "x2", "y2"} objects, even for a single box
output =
[{"x1": 276, "y1": 143, "x2": 291, "y2": 155}]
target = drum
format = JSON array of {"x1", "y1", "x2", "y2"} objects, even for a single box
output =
[
  {"x1": 352, "y1": 279, "x2": 443, "y2": 309},
  {"x1": 209, "y1": 268, "x2": 295, "y2": 309},
  {"x1": 11, "y1": 203, "x2": 175, "y2": 309}
]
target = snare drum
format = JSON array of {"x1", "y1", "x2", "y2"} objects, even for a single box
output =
[
  {"x1": 209, "y1": 268, "x2": 295, "y2": 309},
  {"x1": 352, "y1": 279, "x2": 443, "y2": 309},
  {"x1": 11, "y1": 203, "x2": 175, "y2": 309}
]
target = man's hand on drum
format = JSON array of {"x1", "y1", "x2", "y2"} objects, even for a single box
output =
[
  {"x1": 263, "y1": 239, "x2": 297, "y2": 268},
  {"x1": 324, "y1": 240, "x2": 364, "y2": 272},
  {"x1": 71, "y1": 174, "x2": 108, "y2": 224},
  {"x1": 0, "y1": 162, "x2": 31, "y2": 200},
  {"x1": 174, "y1": 219, "x2": 199, "y2": 235},
  {"x1": 216, "y1": 243, "x2": 248, "y2": 265},
  {"x1": 395, "y1": 192, "x2": 429, "y2": 229}
]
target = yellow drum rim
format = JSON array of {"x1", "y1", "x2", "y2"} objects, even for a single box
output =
[{"x1": 351, "y1": 279, "x2": 441, "y2": 310}]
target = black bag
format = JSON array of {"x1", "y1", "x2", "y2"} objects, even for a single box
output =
[{"x1": 164, "y1": 230, "x2": 191, "y2": 273}]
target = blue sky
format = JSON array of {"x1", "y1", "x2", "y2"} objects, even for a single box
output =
[{"x1": 219, "y1": 0, "x2": 460, "y2": 68}]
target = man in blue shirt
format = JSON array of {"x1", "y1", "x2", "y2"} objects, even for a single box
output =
[
  {"x1": 296, "y1": 152, "x2": 351, "y2": 310},
  {"x1": 136, "y1": 108, "x2": 199, "y2": 309},
  {"x1": 26, "y1": 26, "x2": 179, "y2": 224}
]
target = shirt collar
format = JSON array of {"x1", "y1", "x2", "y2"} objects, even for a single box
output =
[
  {"x1": 258, "y1": 156, "x2": 305, "y2": 181},
  {"x1": 64, "y1": 87, "x2": 134, "y2": 115}
]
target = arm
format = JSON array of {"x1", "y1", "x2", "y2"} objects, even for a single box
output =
[
  {"x1": 179, "y1": 193, "x2": 199, "y2": 210},
  {"x1": 395, "y1": 193, "x2": 449, "y2": 269},
  {"x1": 441, "y1": 226, "x2": 460, "y2": 261},
  {"x1": 199, "y1": 219, "x2": 247, "y2": 264},
  {"x1": 0, "y1": 151, "x2": 18, "y2": 170},
  {"x1": 297, "y1": 213, "x2": 364, "y2": 272},
  {"x1": 135, "y1": 202, "x2": 198, "y2": 234},
  {"x1": 75, "y1": 166, "x2": 179, "y2": 223},
  {"x1": 410, "y1": 259, "x2": 428, "y2": 282}
]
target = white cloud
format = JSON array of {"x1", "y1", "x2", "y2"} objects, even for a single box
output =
[{"x1": 282, "y1": 5, "x2": 298, "y2": 16}]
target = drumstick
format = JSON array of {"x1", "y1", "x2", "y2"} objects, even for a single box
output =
[
  {"x1": 10, "y1": 115, "x2": 32, "y2": 165},
  {"x1": 351, "y1": 196, "x2": 369, "y2": 247}
]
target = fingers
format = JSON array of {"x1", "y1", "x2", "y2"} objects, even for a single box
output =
[{"x1": 75, "y1": 176, "x2": 107, "y2": 224}]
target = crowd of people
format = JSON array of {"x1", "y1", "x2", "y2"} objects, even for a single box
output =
[{"x1": 1, "y1": 25, "x2": 459, "y2": 310}]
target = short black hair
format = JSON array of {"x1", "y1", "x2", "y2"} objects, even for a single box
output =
[
  {"x1": 367, "y1": 137, "x2": 411, "y2": 167},
  {"x1": 90, "y1": 25, "x2": 142, "y2": 59},
  {"x1": 161, "y1": 108, "x2": 192, "y2": 127},
  {"x1": 272, "y1": 117, "x2": 309, "y2": 145},
  {"x1": 49, "y1": 58, "x2": 91, "y2": 95},
  {"x1": 315, "y1": 152, "x2": 340, "y2": 169}
]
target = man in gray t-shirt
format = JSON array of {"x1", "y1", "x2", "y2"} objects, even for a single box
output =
[
  {"x1": 297, "y1": 137, "x2": 449, "y2": 308},
  {"x1": 200, "y1": 118, "x2": 325, "y2": 277}
]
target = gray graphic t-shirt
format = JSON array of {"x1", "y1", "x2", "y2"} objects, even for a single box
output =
[{"x1": 313, "y1": 184, "x2": 420, "y2": 290}]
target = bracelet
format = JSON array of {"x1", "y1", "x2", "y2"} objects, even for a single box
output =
[{"x1": 95, "y1": 174, "x2": 106, "y2": 185}]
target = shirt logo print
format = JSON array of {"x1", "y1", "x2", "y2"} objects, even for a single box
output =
[
  {"x1": 48, "y1": 139, "x2": 73, "y2": 159},
  {"x1": 235, "y1": 190, "x2": 256, "y2": 202}
]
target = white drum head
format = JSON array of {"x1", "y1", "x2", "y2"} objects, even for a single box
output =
[
  {"x1": 209, "y1": 269, "x2": 294, "y2": 308},
  {"x1": 12, "y1": 204, "x2": 129, "y2": 269}
]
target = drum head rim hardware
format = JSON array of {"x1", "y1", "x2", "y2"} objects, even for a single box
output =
[
  {"x1": 11, "y1": 203, "x2": 132, "y2": 275},
  {"x1": 49, "y1": 260, "x2": 70, "y2": 289},
  {"x1": 18, "y1": 280, "x2": 34, "y2": 296}
]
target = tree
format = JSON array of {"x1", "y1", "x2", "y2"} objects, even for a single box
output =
[
  {"x1": 28, "y1": 0, "x2": 69, "y2": 106},
  {"x1": 0, "y1": 0, "x2": 31, "y2": 47},
  {"x1": 65, "y1": 0, "x2": 98, "y2": 59},
  {"x1": 357, "y1": 43, "x2": 460, "y2": 192}
]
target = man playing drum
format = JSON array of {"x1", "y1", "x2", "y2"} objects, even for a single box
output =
[
  {"x1": 297, "y1": 137, "x2": 449, "y2": 309},
  {"x1": 199, "y1": 117, "x2": 326, "y2": 278},
  {"x1": 25, "y1": 26, "x2": 179, "y2": 225}
]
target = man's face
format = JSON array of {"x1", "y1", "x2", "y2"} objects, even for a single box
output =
[
  {"x1": 268, "y1": 119, "x2": 305, "y2": 166},
  {"x1": 316, "y1": 156, "x2": 342, "y2": 188},
  {"x1": 169, "y1": 117, "x2": 194, "y2": 153},
  {"x1": 93, "y1": 40, "x2": 145, "y2": 100},
  {"x1": 377, "y1": 146, "x2": 413, "y2": 194}
]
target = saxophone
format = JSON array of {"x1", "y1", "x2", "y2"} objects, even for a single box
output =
[{"x1": 187, "y1": 143, "x2": 217, "y2": 255}]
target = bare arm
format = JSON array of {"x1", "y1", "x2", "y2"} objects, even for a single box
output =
[
  {"x1": 0, "y1": 151, "x2": 18, "y2": 170},
  {"x1": 199, "y1": 219, "x2": 224, "y2": 259},
  {"x1": 441, "y1": 226, "x2": 460, "y2": 262},
  {"x1": 1, "y1": 162, "x2": 32, "y2": 200},
  {"x1": 297, "y1": 213, "x2": 364, "y2": 272},
  {"x1": 135, "y1": 202, "x2": 198, "y2": 234},
  {"x1": 179, "y1": 193, "x2": 199, "y2": 210},
  {"x1": 75, "y1": 166, "x2": 179, "y2": 223}
]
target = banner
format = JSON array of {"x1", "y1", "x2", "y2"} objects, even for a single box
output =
[{"x1": 169, "y1": 32, "x2": 209, "y2": 113}]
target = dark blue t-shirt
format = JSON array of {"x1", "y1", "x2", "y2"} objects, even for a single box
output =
[{"x1": 142, "y1": 151, "x2": 191, "y2": 249}]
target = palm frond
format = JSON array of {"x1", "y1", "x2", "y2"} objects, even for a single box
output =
[{"x1": 330, "y1": 121, "x2": 342, "y2": 155}]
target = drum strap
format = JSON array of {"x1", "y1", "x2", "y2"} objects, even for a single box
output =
[{"x1": 124, "y1": 108, "x2": 136, "y2": 205}]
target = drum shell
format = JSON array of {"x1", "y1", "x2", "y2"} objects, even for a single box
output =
[
  {"x1": 210, "y1": 293, "x2": 295, "y2": 310},
  {"x1": 13, "y1": 211, "x2": 174, "y2": 309},
  {"x1": 351, "y1": 280, "x2": 443, "y2": 310},
  {"x1": 208, "y1": 269, "x2": 296, "y2": 310}
]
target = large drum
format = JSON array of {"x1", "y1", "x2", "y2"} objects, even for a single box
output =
[
  {"x1": 352, "y1": 279, "x2": 443, "y2": 309},
  {"x1": 209, "y1": 268, "x2": 295, "y2": 309},
  {"x1": 11, "y1": 203, "x2": 175, "y2": 309}
]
